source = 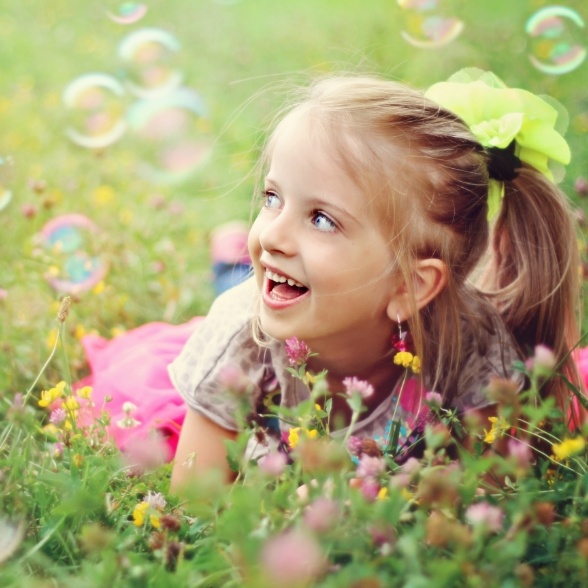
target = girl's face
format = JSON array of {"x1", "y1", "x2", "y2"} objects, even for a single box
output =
[{"x1": 247, "y1": 113, "x2": 402, "y2": 357}]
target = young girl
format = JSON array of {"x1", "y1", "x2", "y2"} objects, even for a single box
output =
[{"x1": 80, "y1": 70, "x2": 583, "y2": 491}]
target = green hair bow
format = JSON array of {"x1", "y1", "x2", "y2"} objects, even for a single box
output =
[{"x1": 425, "y1": 68, "x2": 571, "y2": 218}]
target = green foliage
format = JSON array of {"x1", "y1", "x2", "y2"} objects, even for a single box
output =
[{"x1": 1, "y1": 0, "x2": 588, "y2": 585}]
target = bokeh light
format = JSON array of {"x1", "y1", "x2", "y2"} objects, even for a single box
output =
[
  {"x1": 0, "y1": 155, "x2": 14, "y2": 212},
  {"x1": 397, "y1": 0, "x2": 463, "y2": 48},
  {"x1": 38, "y1": 214, "x2": 108, "y2": 294},
  {"x1": 63, "y1": 73, "x2": 128, "y2": 149},
  {"x1": 118, "y1": 28, "x2": 182, "y2": 99},
  {"x1": 526, "y1": 6, "x2": 586, "y2": 75},
  {"x1": 106, "y1": 2, "x2": 148, "y2": 25},
  {"x1": 126, "y1": 87, "x2": 212, "y2": 184}
]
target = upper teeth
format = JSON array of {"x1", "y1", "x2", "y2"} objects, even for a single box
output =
[{"x1": 266, "y1": 269, "x2": 305, "y2": 288}]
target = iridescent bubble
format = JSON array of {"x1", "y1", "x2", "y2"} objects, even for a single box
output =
[
  {"x1": 39, "y1": 214, "x2": 108, "y2": 294},
  {"x1": 107, "y1": 2, "x2": 148, "y2": 25},
  {"x1": 118, "y1": 28, "x2": 182, "y2": 99},
  {"x1": 63, "y1": 74, "x2": 127, "y2": 149},
  {"x1": 398, "y1": 0, "x2": 463, "y2": 48},
  {"x1": 0, "y1": 156, "x2": 14, "y2": 212},
  {"x1": 526, "y1": 6, "x2": 586, "y2": 75},
  {"x1": 127, "y1": 88, "x2": 212, "y2": 184}
]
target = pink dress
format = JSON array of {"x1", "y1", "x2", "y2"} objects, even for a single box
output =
[{"x1": 77, "y1": 318, "x2": 202, "y2": 455}]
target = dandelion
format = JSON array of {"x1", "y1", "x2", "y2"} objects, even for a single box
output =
[
  {"x1": 552, "y1": 437, "x2": 585, "y2": 460},
  {"x1": 483, "y1": 415, "x2": 510, "y2": 444},
  {"x1": 284, "y1": 337, "x2": 311, "y2": 367},
  {"x1": 342, "y1": 376, "x2": 374, "y2": 400}
]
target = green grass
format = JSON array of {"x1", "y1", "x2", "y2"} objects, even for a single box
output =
[{"x1": 1, "y1": 2, "x2": 588, "y2": 583}]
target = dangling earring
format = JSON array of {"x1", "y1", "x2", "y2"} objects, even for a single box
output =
[{"x1": 391, "y1": 314, "x2": 412, "y2": 353}]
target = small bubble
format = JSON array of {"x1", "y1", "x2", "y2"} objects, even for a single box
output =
[
  {"x1": 63, "y1": 74, "x2": 127, "y2": 149},
  {"x1": 107, "y1": 2, "x2": 148, "y2": 25},
  {"x1": 118, "y1": 28, "x2": 182, "y2": 99},
  {"x1": 526, "y1": 6, "x2": 586, "y2": 75},
  {"x1": 398, "y1": 0, "x2": 463, "y2": 48},
  {"x1": 38, "y1": 214, "x2": 109, "y2": 294},
  {"x1": 126, "y1": 87, "x2": 212, "y2": 184}
]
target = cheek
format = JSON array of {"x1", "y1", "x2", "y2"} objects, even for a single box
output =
[{"x1": 247, "y1": 222, "x2": 261, "y2": 259}]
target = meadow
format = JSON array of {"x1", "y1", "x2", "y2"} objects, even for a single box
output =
[{"x1": 1, "y1": 0, "x2": 588, "y2": 585}]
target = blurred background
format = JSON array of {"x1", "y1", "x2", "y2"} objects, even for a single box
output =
[{"x1": 1, "y1": 0, "x2": 587, "y2": 392}]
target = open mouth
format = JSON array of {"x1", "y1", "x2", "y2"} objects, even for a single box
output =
[{"x1": 265, "y1": 269, "x2": 309, "y2": 301}]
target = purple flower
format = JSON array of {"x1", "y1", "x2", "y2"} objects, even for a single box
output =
[
  {"x1": 342, "y1": 377, "x2": 374, "y2": 400},
  {"x1": 49, "y1": 407, "x2": 67, "y2": 426},
  {"x1": 284, "y1": 337, "x2": 311, "y2": 367},
  {"x1": 303, "y1": 498, "x2": 342, "y2": 533},
  {"x1": 346, "y1": 435, "x2": 363, "y2": 457},
  {"x1": 356, "y1": 454, "x2": 386, "y2": 478},
  {"x1": 258, "y1": 451, "x2": 288, "y2": 477},
  {"x1": 465, "y1": 502, "x2": 504, "y2": 533},
  {"x1": 359, "y1": 478, "x2": 381, "y2": 502},
  {"x1": 260, "y1": 530, "x2": 325, "y2": 587},
  {"x1": 507, "y1": 439, "x2": 533, "y2": 472},
  {"x1": 425, "y1": 392, "x2": 443, "y2": 408}
]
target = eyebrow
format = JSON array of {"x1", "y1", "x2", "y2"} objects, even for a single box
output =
[{"x1": 265, "y1": 176, "x2": 362, "y2": 227}]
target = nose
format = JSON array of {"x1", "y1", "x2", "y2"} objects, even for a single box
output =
[{"x1": 256, "y1": 208, "x2": 296, "y2": 257}]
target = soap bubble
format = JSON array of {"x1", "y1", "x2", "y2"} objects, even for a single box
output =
[
  {"x1": 63, "y1": 73, "x2": 127, "y2": 149},
  {"x1": 526, "y1": 6, "x2": 586, "y2": 75},
  {"x1": 106, "y1": 2, "x2": 148, "y2": 25},
  {"x1": 0, "y1": 155, "x2": 14, "y2": 212},
  {"x1": 126, "y1": 88, "x2": 212, "y2": 184},
  {"x1": 118, "y1": 28, "x2": 182, "y2": 99},
  {"x1": 398, "y1": 0, "x2": 463, "y2": 48},
  {"x1": 39, "y1": 214, "x2": 108, "y2": 294}
]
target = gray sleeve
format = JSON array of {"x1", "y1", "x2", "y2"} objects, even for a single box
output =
[{"x1": 167, "y1": 278, "x2": 267, "y2": 431}]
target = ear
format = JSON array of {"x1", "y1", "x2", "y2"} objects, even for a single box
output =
[{"x1": 386, "y1": 258, "x2": 448, "y2": 322}]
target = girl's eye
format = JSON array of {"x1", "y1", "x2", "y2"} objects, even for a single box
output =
[
  {"x1": 264, "y1": 191, "x2": 281, "y2": 209},
  {"x1": 312, "y1": 211, "x2": 337, "y2": 233}
]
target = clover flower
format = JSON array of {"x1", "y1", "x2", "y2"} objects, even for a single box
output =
[
  {"x1": 258, "y1": 451, "x2": 288, "y2": 477},
  {"x1": 284, "y1": 337, "x2": 311, "y2": 367},
  {"x1": 342, "y1": 377, "x2": 374, "y2": 400},
  {"x1": 465, "y1": 502, "x2": 504, "y2": 533},
  {"x1": 49, "y1": 408, "x2": 67, "y2": 426}
]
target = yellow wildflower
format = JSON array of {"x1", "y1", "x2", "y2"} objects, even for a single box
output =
[
  {"x1": 73, "y1": 324, "x2": 86, "y2": 340},
  {"x1": 38, "y1": 381, "x2": 66, "y2": 407},
  {"x1": 72, "y1": 454, "x2": 84, "y2": 468},
  {"x1": 77, "y1": 386, "x2": 93, "y2": 400},
  {"x1": 288, "y1": 427, "x2": 301, "y2": 449},
  {"x1": 92, "y1": 280, "x2": 105, "y2": 295},
  {"x1": 483, "y1": 415, "x2": 510, "y2": 444},
  {"x1": 377, "y1": 487, "x2": 389, "y2": 500},
  {"x1": 93, "y1": 185, "x2": 115, "y2": 206},
  {"x1": 304, "y1": 372, "x2": 317, "y2": 385},
  {"x1": 314, "y1": 404, "x2": 322, "y2": 411},
  {"x1": 306, "y1": 429, "x2": 318, "y2": 440},
  {"x1": 64, "y1": 396, "x2": 80, "y2": 414},
  {"x1": 552, "y1": 437, "x2": 585, "y2": 461},
  {"x1": 394, "y1": 351, "x2": 414, "y2": 368},
  {"x1": 132, "y1": 501, "x2": 161, "y2": 528},
  {"x1": 411, "y1": 356, "x2": 421, "y2": 374}
]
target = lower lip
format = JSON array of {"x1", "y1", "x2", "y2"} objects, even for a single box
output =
[{"x1": 261, "y1": 276, "x2": 310, "y2": 310}]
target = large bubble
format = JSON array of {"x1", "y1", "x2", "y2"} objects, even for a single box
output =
[
  {"x1": 398, "y1": 0, "x2": 463, "y2": 48},
  {"x1": 526, "y1": 6, "x2": 586, "y2": 75},
  {"x1": 39, "y1": 214, "x2": 108, "y2": 294},
  {"x1": 0, "y1": 155, "x2": 13, "y2": 211},
  {"x1": 126, "y1": 87, "x2": 212, "y2": 184},
  {"x1": 63, "y1": 74, "x2": 127, "y2": 149},
  {"x1": 106, "y1": 2, "x2": 148, "y2": 25},
  {"x1": 118, "y1": 28, "x2": 182, "y2": 99}
]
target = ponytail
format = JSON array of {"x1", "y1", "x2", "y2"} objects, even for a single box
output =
[{"x1": 481, "y1": 166, "x2": 583, "y2": 422}]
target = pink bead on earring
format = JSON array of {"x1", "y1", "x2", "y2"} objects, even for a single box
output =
[{"x1": 391, "y1": 314, "x2": 412, "y2": 353}]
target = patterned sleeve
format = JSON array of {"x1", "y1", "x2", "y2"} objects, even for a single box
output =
[{"x1": 167, "y1": 278, "x2": 269, "y2": 431}]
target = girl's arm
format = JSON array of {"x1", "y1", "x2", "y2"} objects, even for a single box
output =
[{"x1": 170, "y1": 408, "x2": 238, "y2": 493}]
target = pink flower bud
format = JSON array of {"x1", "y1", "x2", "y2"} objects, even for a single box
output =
[{"x1": 258, "y1": 451, "x2": 287, "y2": 477}]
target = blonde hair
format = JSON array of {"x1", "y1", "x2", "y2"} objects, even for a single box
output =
[{"x1": 256, "y1": 74, "x2": 582, "y2": 422}]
